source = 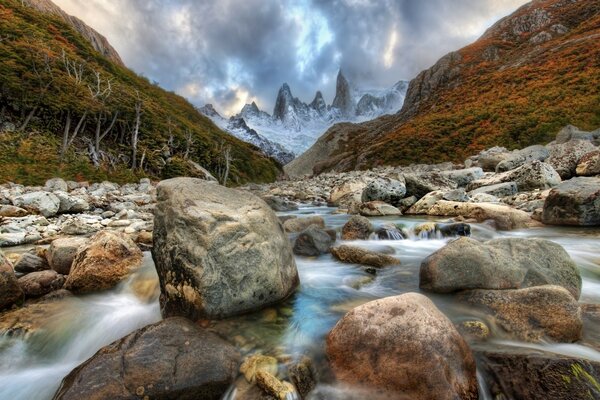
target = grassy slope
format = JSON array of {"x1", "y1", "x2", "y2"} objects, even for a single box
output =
[{"x1": 0, "y1": 0, "x2": 281, "y2": 185}]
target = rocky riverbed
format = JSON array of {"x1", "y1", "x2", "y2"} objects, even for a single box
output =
[{"x1": 0, "y1": 125, "x2": 599, "y2": 399}]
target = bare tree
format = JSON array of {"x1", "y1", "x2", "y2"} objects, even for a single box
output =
[
  {"x1": 215, "y1": 141, "x2": 234, "y2": 186},
  {"x1": 88, "y1": 70, "x2": 116, "y2": 166},
  {"x1": 183, "y1": 128, "x2": 194, "y2": 160},
  {"x1": 19, "y1": 47, "x2": 54, "y2": 132},
  {"x1": 131, "y1": 90, "x2": 142, "y2": 170},
  {"x1": 62, "y1": 49, "x2": 84, "y2": 84}
]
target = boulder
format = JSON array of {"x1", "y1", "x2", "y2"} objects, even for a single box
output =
[
  {"x1": 12, "y1": 191, "x2": 60, "y2": 217},
  {"x1": 404, "y1": 173, "x2": 458, "y2": 198},
  {"x1": 427, "y1": 201, "x2": 532, "y2": 230},
  {"x1": 405, "y1": 191, "x2": 445, "y2": 214},
  {"x1": 375, "y1": 225, "x2": 406, "y2": 240},
  {"x1": 361, "y1": 177, "x2": 406, "y2": 205},
  {"x1": 293, "y1": 225, "x2": 333, "y2": 256},
  {"x1": 44, "y1": 178, "x2": 69, "y2": 192},
  {"x1": 261, "y1": 196, "x2": 298, "y2": 212},
  {"x1": 440, "y1": 167, "x2": 485, "y2": 187},
  {"x1": 14, "y1": 251, "x2": 49, "y2": 273},
  {"x1": 18, "y1": 270, "x2": 65, "y2": 298},
  {"x1": 329, "y1": 180, "x2": 368, "y2": 207},
  {"x1": 64, "y1": 231, "x2": 142, "y2": 293},
  {"x1": 459, "y1": 285, "x2": 582, "y2": 342},
  {"x1": 495, "y1": 145, "x2": 549, "y2": 172},
  {"x1": 341, "y1": 215, "x2": 373, "y2": 240},
  {"x1": 466, "y1": 146, "x2": 510, "y2": 171},
  {"x1": 555, "y1": 124, "x2": 599, "y2": 144},
  {"x1": 420, "y1": 237, "x2": 581, "y2": 299},
  {"x1": 547, "y1": 140, "x2": 597, "y2": 179},
  {"x1": 467, "y1": 161, "x2": 561, "y2": 192},
  {"x1": 358, "y1": 201, "x2": 402, "y2": 216},
  {"x1": 326, "y1": 293, "x2": 478, "y2": 400},
  {"x1": 576, "y1": 149, "x2": 600, "y2": 176},
  {"x1": 0, "y1": 204, "x2": 28, "y2": 217},
  {"x1": 47, "y1": 237, "x2": 89, "y2": 275},
  {"x1": 477, "y1": 348, "x2": 600, "y2": 400},
  {"x1": 436, "y1": 222, "x2": 471, "y2": 237},
  {"x1": 331, "y1": 245, "x2": 400, "y2": 268},
  {"x1": 468, "y1": 182, "x2": 517, "y2": 198},
  {"x1": 542, "y1": 177, "x2": 600, "y2": 226},
  {"x1": 54, "y1": 191, "x2": 90, "y2": 213},
  {"x1": 53, "y1": 317, "x2": 240, "y2": 400},
  {"x1": 0, "y1": 231, "x2": 42, "y2": 247},
  {"x1": 283, "y1": 216, "x2": 325, "y2": 233},
  {"x1": 0, "y1": 251, "x2": 23, "y2": 309},
  {"x1": 152, "y1": 178, "x2": 299, "y2": 320}
]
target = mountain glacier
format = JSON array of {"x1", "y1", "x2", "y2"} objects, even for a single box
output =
[{"x1": 200, "y1": 70, "x2": 408, "y2": 164}]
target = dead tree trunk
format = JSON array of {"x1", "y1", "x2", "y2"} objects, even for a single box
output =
[
  {"x1": 131, "y1": 92, "x2": 142, "y2": 170},
  {"x1": 183, "y1": 128, "x2": 194, "y2": 160},
  {"x1": 60, "y1": 110, "x2": 88, "y2": 160}
]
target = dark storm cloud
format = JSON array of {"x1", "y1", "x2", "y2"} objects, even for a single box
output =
[{"x1": 54, "y1": 0, "x2": 528, "y2": 115}]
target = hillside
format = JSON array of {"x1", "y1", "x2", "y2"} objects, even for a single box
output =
[
  {"x1": 286, "y1": 0, "x2": 600, "y2": 176},
  {"x1": 0, "y1": 0, "x2": 281, "y2": 185}
]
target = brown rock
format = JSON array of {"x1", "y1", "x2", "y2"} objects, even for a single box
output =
[
  {"x1": 18, "y1": 270, "x2": 65, "y2": 298},
  {"x1": 255, "y1": 371, "x2": 294, "y2": 400},
  {"x1": 0, "y1": 251, "x2": 23, "y2": 309},
  {"x1": 576, "y1": 150, "x2": 600, "y2": 176},
  {"x1": 341, "y1": 215, "x2": 373, "y2": 240},
  {"x1": 331, "y1": 245, "x2": 400, "y2": 268},
  {"x1": 428, "y1": 200, "x2": 532, "y2": 230},
  {"x1": 64, "y1": 231, "x2": 142, "y2": 293},
  {"x1": 282, "y1": 216, "x2": 325, "y2": 233}
]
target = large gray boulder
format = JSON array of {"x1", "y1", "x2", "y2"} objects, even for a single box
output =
[
  {"x1": 404, "y1": 173, "x2": 458, "y2": 199},
  {"x1": 440, "y1": 168, "x2": 485, "y2": 187},
  {"x1": 361, "y1": 177, "x2": 406, "y2": 205},
  {"x1": 468, "y1": 182, "x2": 517, "y2": 198},
  {"x1": 53, "y1": 318, "x2": 240, "y2": 400},
  {"x1": 495, "y1": 145, "x2": 549, "y2": 172},
  {"x1": 555, "y1": 124, "x2": 600, "y2": 145},
  {"x1": 547, "y1": 140, "x2": 597, "y2": 179},
  {"x1": 293, "y1": 225, "x2": 333, "y2": 256},
  {"x1": 326, "y1": 293, "x2": 478, "y2": 400},
  {"x1": 420, "y1": 237, "x2": 581, "y2": 299},
  {"x1": 467, "y1": 161, "x2": 561, "y2": 192},
  {"x1": 12, "y1": 191, "x2": 60, "y2": 217},
  {"x1": 542, "y1": 177, "x2": 600, "y2": 226},
  {"x1": 44, "y1": 178, "x2": 69, "y2": 192},
  {"x1": 152, "y1": 178, "x2": 299, "y2": 320}
]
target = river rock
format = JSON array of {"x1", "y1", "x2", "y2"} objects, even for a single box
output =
[
  {"x1": 466, "y1": 147, "x2": 510, "y2": 171},
  {"x1": 47, "y1": 237, "x2": 89, "y2": 274},
  {"x1": 283, "y1": 216, "x2": 325, "y2": 233},
  {"x1": 0, "y1": 204, "x2": 28, "y2": 217},
  {"x1": 477, "y1": 348, "x2": 600, "y2": 400},
  {"x1": 555, "y1": 124, "x2": 600, "y2": 144},
  {"x1": 436, "y1": 222, "x2": 471, "y2": 237},
  {"x1": 358, "y1": 201, "x2": 402, "y2": 216},
  {"x1": 288, "y1": 356, "x2": 316, "y2": 398},
  {"x1": 468, "y1": 182, "x2": 518, "y2": 198},
  {"x1": 459, "y1": 285, "x2": 582, "y2": 342},
  {"x1": 440, "y1": 167, "x2": 485, "y2": 187},
  {"x1": 542, "y1": 177, "x2": 600, "y2": 226},
  {"x1": 331, "y1": 245, "x2": 400, "y2": 268},
  {"x1": 576, "y1": 149, "x2": 600, "y2": 176},
  {"x1": 428, "y1": 201, "x2": 532, "y2": 230},
  {"x1": 420, "y1": 237, "x2": 581, "y2": 298},
  {"x1": 467, "y1": 161, "x2": 561, "y2": 192},
  {"x1": 14, "y1": 251, "x2": 49, "y2": 273},
  {"x1": 341, "y1": 215, "x2": 373, "y2": 240},
  {"x1": 262, "y1": 196, "x2": 298, "y2": 212},
  {"x1": 64, "y1": 231, "x2": 142, "y2": 293},
  {"x1": 12, "y1": 191, "x2": 60, "y2": 217},
  {"x1": 405, "y1": 173, "x2": 458, "y2": 199},
  {"x1": 326, "y1": 293, "x2": 478, "y2": 399},
  {"x1": 18, "y1": 270, "x2": 65, "y2": 298},
  {"x1": 361, "y1": 177, "x2": 406, "y2": 205},
  {"x1": 44, "y1": 178, "x2": 68, "y2": 192},
  {"x1": 293, "y1": 225, "x2": 333, "y2": 256},
  {"x1": 495, "y1": 145, "x2": 549, "y2": 172},
  {"x1": 0, "y1": 251, "x2": 23, "y2": 309},
  {"x1": 547, "y1": 140, "x2": 597, "y2": 179},
  {"x1": 405, "y1": 191, "x2": 445, "y2": 214},
  {"x1": 54, "y1": 191, "x2": 90, "y2": 213},
  {"x1": 152, "y1": 178, "x2": 299, "y2": 320},
  {"x1": 329, "y1": 179, "x2": 368, "y2": 207},
  {"x1": 53, "y1": 317, "x2": 240, "y2": 400}
]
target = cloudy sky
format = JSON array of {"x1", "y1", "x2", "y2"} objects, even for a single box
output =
[{"x1": 54, "y1": 0, "x2": 528, "y2": 116}]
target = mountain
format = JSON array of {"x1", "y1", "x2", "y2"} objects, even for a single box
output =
[
  {"x1": 198, "y1": 105, "x2": 295, "y2": 165},
  {"x1": 207, "y1": 70, "x2": 408, "y2": 158},
  {"x1": 286, "y1": 0, "x2": 600, "y2": 176},
  {"x1": 0, "y1": 0, "x2": 280, "y2": 185}
]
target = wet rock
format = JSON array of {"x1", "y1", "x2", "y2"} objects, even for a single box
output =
[
  {"x1": 53, "y1": 317, "x2": 240, "y2": 400},
  {"x1": 283, "y1": 216, "x2": 325, "y2": 233},
  {"x1": 13, "y1": 251, "x2": 49, "y2": 273},
  {"x1": 331, "y1": 245, "x2": 400, "y2": 268},
  {"x1": 440, "y1": 167, "x2": 485, "y2": 187},
  {"x1": 326, "y1": 293, "x2": 478, "y2": 400},
  {"x1": 358, "y1": 201, "x2": 402, "y2": 216},
  {"x1": 375, "y1": 225, "x2": 405, "y2": 240},
  {"x1": 542, "y1": 177, "x2": 600, "y2": 226},
  {"x1": 477, "y1": 348, "x2": 600, "y2": 400},
  {"x1": 428, "y1": 200, "x2": 532, "y2": 230},
  {"x1": 0, "y1": 251, "x2": 23, "y2": 309},
  {"x1": 0, "y1": 205, "x2": 28, "y2": 217},
  {"x1": 64, "y1": 231, "x2": 142, "y2": 293},
  {"x1": 288, "y1": 356, "x2": 316, "y2": 399},
  {"x1": 468, "y1": 182, "x2": 518, "y2": 198},
  {"x1": 547, "y1": 140, "x2": 597, "y2": 179},
  {"x1": 152, "y1": 178, "x2": 299, "y2": 320},
  {"x1": 413, "y1": 222, "x2": 437, "y2": 238},
  {"x1": 420, "y1": 237, "x2": 581, "y2": 298},
  {"x1": 495, "y1": 145, "x2": 549, "y2": 172},
  {"x1": 436, "y1": 222, "x2": 471, "y2": 237},
  {"x1": 44, "y1": 178, "x2": 68, "y2": 192},
  {"x1": 341, "y1": 215, "x2": 373, "y2": 240},
  {"x1": 576, "y1": 150, "x2": 600, "y2": 176},
  {"x1": 404, "y1": 173, "x2": 458, "y2": 199},
  {"x1": 361, "y1": 177, "x2": 406, "y2": 205},
  {"x1": 255, "y1": 371, "x2": 294, "y2": 400},
  {"x1": 459, "y1": 285, "x2": 582, "y2": 342},
  {"x1": 240, "y1": 354, "x2": 278, "y2": 383},
  {"x1": 456, "y1": 320, "x2": 490, "y2": 341},
  {"x1": 293, "y1": 225, "x2": 333, "y2": 256},
  {"x1": 12, "y1": 191, "x2": 60, "y2": 217},
  {"x1": 18, "y1": 270, "x2": 65, "y2": 298},
  {"x1": 262, "y1": 196, "x2": 298, "y2": 212},
  {"x1": 47, "y1": 237, "x2": 89, "y2": 275}
]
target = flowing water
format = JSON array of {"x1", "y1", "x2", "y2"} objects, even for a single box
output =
[{"x1": 1, "y1": 206, "x2": 599, "y2": 399}]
